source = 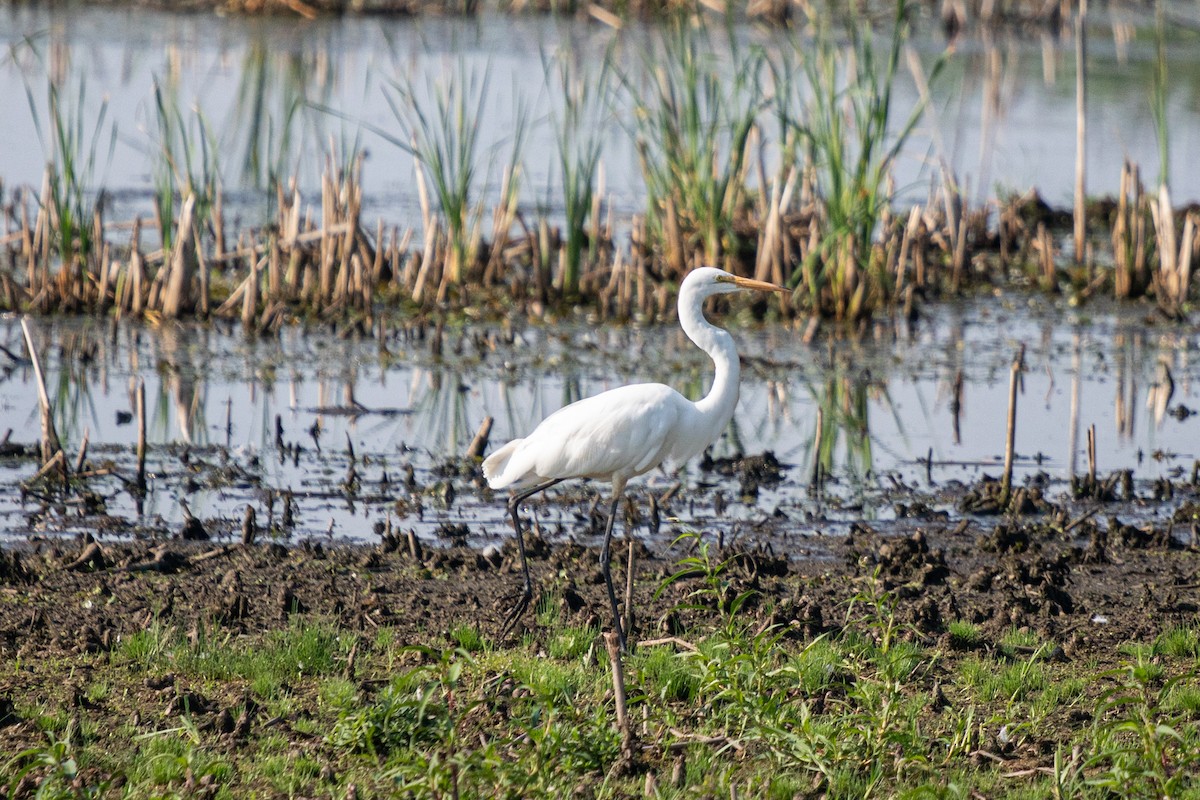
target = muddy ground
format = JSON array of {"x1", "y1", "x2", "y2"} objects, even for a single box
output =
[{"x1": 2, "y1": 466, "x2": 1199, "y2": 773}]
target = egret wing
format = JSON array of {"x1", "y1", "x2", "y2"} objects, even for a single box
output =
[{"x1": 519, "y1": 383, "x2": 685, "y2": 482}]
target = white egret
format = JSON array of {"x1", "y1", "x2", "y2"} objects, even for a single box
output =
[{"x1": 483, "y1": 267, "x2": 788, "y2": 647}]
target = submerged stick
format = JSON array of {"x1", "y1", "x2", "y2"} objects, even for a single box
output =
[
  {"x1": 1000, "y1": 347, "x2": 1024, "y2": 507},
  {"x1": 466, "y1": 416, "x2": 493, "y2": 460},
  {"x1": 1068, "y1": 334, "x2": 1081, "y2": 481},
  {"x1": 809, "y1": 406, "x2": 824, "y2": 491},
  {"x1": 20, "y1": 318, "x2": 63, "y2": 468},
  {"x1": 136, "y1": 379, "x2": 147, "y2": 491},
  {"x1": 74, "y1": 426, "x2": 90, "y2": 473}
]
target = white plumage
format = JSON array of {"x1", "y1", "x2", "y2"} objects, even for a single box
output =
[{"x1": 484, "y1": 266, "x2": 788, "y2": 647}]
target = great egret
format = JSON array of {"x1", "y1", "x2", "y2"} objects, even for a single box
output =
[{"x1": 483, "y1": 267, "x2": 788, "y2": 647}]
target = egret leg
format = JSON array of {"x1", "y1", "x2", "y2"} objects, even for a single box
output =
[
  {"x1": 600, "y1": 490, "x2": 628, "y2": 651},
  {"x1": 500, "y1": 478, "x2": 563, "y2": 638}
]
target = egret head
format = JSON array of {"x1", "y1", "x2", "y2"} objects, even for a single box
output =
[{"x1": 684, "y1": 266, "x2": 789, "y2": 297}]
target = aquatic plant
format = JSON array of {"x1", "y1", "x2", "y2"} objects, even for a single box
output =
[
  {"x1": 623, "y1": 20, "x2": 764, "y2": 273},
  {"x1": 775, "y1": 1, "x2": 940, "y2": 319},
  {"x1": 545, "y1": 50, "x2": 612, "y2": 298},
  {"x1": 150, "y1": 81, "x2": 222, "y2": 253},
  {"x1": 24, "y1": 69, "x2": 116, "y2": 290},
  {"x1": 381, "y1": 60, "x2": 527, "y2": 293},
  {"x1": 233, "y1": 40, "x2": 310, "y2": 193}
]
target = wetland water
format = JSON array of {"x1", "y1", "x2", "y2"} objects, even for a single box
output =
[
  {"x1": 3, "y1": 2, "x2": 1200, "y2": 236},
  {"x1": 1, "y1": 301, "x2": 1196, "y2": 546}
]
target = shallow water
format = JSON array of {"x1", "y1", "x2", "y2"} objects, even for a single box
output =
[
  {"x1": 0, "y1": 299, "x2": 1196, "y2": 545},
  {"x1": 2, "y1": 3, "x2": 1200, "y2": 241}
]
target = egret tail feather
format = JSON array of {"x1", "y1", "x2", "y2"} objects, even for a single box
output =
[{"x1": 482, "y1": 438, "x2": 524, "y2": 489}]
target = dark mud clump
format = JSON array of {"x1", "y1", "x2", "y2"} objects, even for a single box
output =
[{"x1": 700, "y1": 450, "x2": 786, "y2": 500}]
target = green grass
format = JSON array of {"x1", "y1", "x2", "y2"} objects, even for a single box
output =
[
  {"x1": 947, "y1": 619, "x2": 984, "y2": 650},
  {"x1": 116, "y1": 619, "x2": 349, "y2": 700},
  {"x1": 8, "y1": 594, "x2": 1200, "y2": 798},
  {"x1": 958, "y1": 655, "x2": 1049, "y2": 703},
  {"x1": 1153, "y1": 625, "x2": 1200, "y2": 659}
]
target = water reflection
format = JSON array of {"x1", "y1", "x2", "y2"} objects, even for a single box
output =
[{"x1": 0, "y1": 302, "x2": 1196, "y2": 543}]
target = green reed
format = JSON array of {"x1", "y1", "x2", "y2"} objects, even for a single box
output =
[
  {"x1": 234, "y1": 41, "x2": 308, "y2": 193},
  {"x1": 25, "y1": 71, "x2": 116, "y2": 274},
  {"x1": 151, "y1": 81, "x2": 221, "y2": 252},
  {"x1": 624, "y1": 20, "x2": 764, "y2": 271},
  {"x1": 545, "y1": 51, "x2": 612, "y2": 298},
  {"x1": 777, "y1": 2, "x2": 938, "y2": 319},
  {"x1": 381, "y1": 62, "x2": 526, "y2": 287}
]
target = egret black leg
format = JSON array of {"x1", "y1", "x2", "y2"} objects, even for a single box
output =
[
  {"x1": 500, "y1": 478, "x2": 563, "y2": 638},
  {"x1": 600, "y1": 491, "x2": 627, "y2": 651}
]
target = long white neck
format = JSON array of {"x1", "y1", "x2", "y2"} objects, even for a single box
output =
[{"x1": 678, "y1": 291, "x2": 740, "y2": 442}]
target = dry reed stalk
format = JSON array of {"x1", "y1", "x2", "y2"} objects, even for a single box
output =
[
  {"x1": 128, "y1": 218, "x2": 145, "y2": 318},
  {"x1": 1113, "y1": 162, "x2": 1131, "y2": 298},
  {"x1": 1150, "y1": 184, "x2": 1178, "y2": 305},
  {"x1": 371, "y1": 219, "x2": 385, "y2": 287},
  {"x1": 1179, "y1": 212, "x2": 1196, "y2": 302},
  {"x1": 268, "y1": 238, "x2": 281, "y2": 300},
  {"x1": 1073, "y1": 1, "x2": 1087, "y2": 263},
  {"x1": 412, "y1": 217, "x2": 439, "y2": 304},
  {"x1": 485, "y1": 166, "x2": 517, "y2": 287},
  {"x1": 193, "y1": 216, "x2": 210, "y2": 317},
  {"x1": 242, "y1": 253, "x2": 258, "y2": 332},
  {"x1": 1086, "y1": 423, "x2": 1096, "y2": 484},
  {"x1": 895, "y1": 205, "x2": 921, "y2": 299},
  {"x1": 35, "y1": 172, "x2": 50, "y2": 285},
  {"x1": 25, "y1": 449, "x2": 66, "y2": 486},
  {"x1": 591, "y1": 162, "x2": 606, "y2": 265},
  {"x1": 466, "y1": 416, "x2": 492, "y2": 460},
  {"x1": 1035, "y1": 223, "x2": 1055, "y2": 292},
  {"x1": 160, "y1": 194, "x2": 196, "y2": 318},
  {"x1": 213, "y1": 189, "x2": 226, "y2": 260},
  {"x1": 284, "y1": 184, "x2": 302, "y2": 289},
  {"x1": 97, "y1": 242, "x2": 113, "y2": 311},
  {"x1": 663, "y1": 199, "x2": 685, "y2": 279},
  {"x1": 340, "y1": 157, "x2": 363, "y2": 304},
  {"x1": 21, "y1": 201, "x2": 35, "y2": 303},
  {"x1": 20, "y1": 318, "x2": 63, "y2": 468},
  {"x1": 954, "y1": 205, "x2": 969, "y2": 283},
  {"x1": 394, "y1": 228, "x2": 414, "y2": 288},
  {"x1": 89, "y1": 207, "x2": 104, "y2": 301},
  {"x1": 320, "y1": 168, "x2": 335, "y2": 304},
  {"x1": 1133, "y1": 165, "x2": 1148, "y2": 290},
  {"x1": 755, "y1": 169, "x2": 796, "y2": 286}
]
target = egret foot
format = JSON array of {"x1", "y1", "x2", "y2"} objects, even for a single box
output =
[{"x1": 499, "y1": 586, "x2": 533, "y2": 639}]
